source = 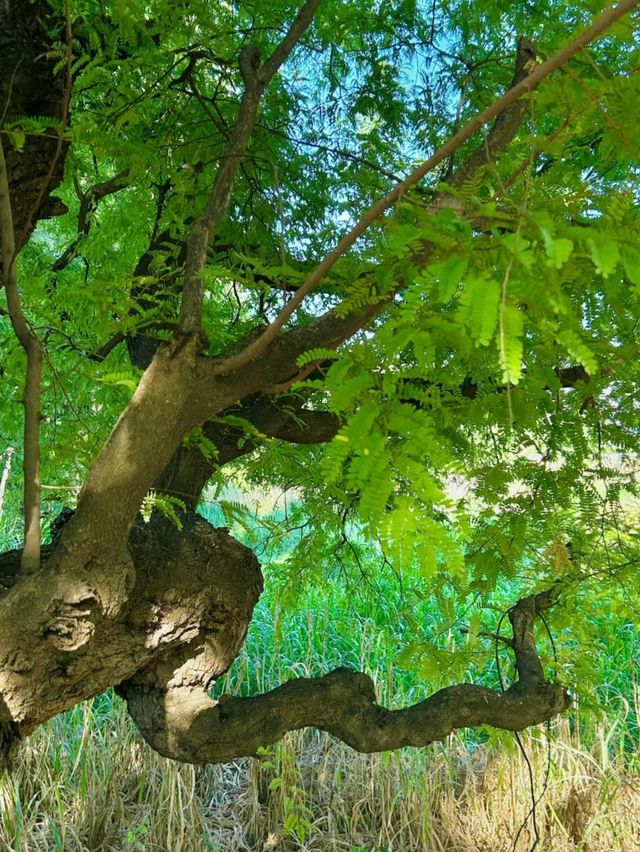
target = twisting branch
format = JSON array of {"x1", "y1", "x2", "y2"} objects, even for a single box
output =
[
  {"x1": 119, "y1": 587, "x2": 569, "y2": 764},
  {"x1": 209, "y1": 0, "x2": 639, "y2": 376},
  {"x1": 178, "y1": 0, "x2": 322, "y2": 333},
  {"x1": 0, "y1": 136, "x2": 43, "y2": 573}
]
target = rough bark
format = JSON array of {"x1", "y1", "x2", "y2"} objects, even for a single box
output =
[
  {"x1": 0, "y1": 519, "x2": 568, "y2": 771},
  {"x1": 0, "y1": 512, "x2": 262, "y2": 767},
  {"x1": 118, "y1": 590, "x2": 569, "y2": 763}
]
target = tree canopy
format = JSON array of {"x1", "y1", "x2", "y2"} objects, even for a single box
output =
[{"x1": 0, "y1": 0, "x2": 639, "y2": 768}]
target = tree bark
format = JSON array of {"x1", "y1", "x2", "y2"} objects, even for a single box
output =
[{"x1": 0, "y1": 512, "x2": 262, "y2": 768}]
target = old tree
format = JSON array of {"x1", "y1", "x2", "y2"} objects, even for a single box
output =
[{"x1": 0, "y1": 0, "x2": 639, "y2": 768}]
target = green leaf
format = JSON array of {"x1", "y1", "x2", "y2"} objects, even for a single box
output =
[
  {"x1": 588, "y1": 237, "x2": 620, "y2": 278},
  {"x1": 459, "y1": 275, "x2": 501, "y2": 347},
  {"x1": 498, "y1": 304, "x2": 523, "y2": 384},
  {"x1": 543, "y1": 232, "x2": 574, "y2": 269},
  {"x1": 556, "y1": 329, "x2": 598, "y2": 375},
  {"x1": 4, "y1": 129, "x2": 26, "y2": 152},
  {"x1": 621, "y1": 247, "x2": 640, "y2": 287},
  {"x1": 296, "y1": 348, "x2": 339, "y2": 368},
  {"x1": 430, "y1": 255, "x2": 468, "y2": 302}
]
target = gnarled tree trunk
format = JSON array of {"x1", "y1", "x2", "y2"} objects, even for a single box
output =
[
  {"x1": 0, "y1": 512, "x2": 262, "y2": 764},
  {"x1": 0, "y1": 510, "x2": 568, "y2": 770}
]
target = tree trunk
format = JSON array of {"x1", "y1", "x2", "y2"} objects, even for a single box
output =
[{"x1": 0, "y1": 512, "x2": 262, "y2": 768}]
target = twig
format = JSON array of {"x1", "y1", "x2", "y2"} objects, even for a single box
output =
[{"x1": 52, "y1": 170, "x2": 129, "y2": 274}]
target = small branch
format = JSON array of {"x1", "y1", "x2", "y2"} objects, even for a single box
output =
[
  {"x1": 120, "y1": 588, "x2": 569, "y2": 763},
  {"x1": 178, "y1": 0, "x2": 322, "y2": 334},
  {"x1": 0, "y1": 137, "x2": 43, "y2": 573},
  {"x1": 268, "y1": 128, "x2": 403, "y2": 181},
  {"x1": 257, "y1": 0, "x2": 323, "y2": 85},
  {"x1": 209, "y1": 0, "x2": 639, "y2": 376},
  {"x1": 88, "y1": 330, "x2": 125, "y2": 362}
]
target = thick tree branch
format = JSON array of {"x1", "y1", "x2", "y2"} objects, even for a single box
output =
[
  {"x1": 48, "y1": 307, "x2": 368, "y2": 584},
  {"x1": 119, "y1": 588, "x2": 569, "y2": 764},
  {"x1": 0, "y1": 513, "x2": 263, "y2": 758},
  {"x1": 157, "y1": 362, "x2": 591, "y2": 508},
  {"x1": 156, "y1": 394, "x2": 340, "y2": 507},
  {"x1": 444, "y1": 38, "x2": 538, "y2": 193},
  {"x1": 209, "y1": 0, "x2": 639, "y2": 377},
  {"x1": 51, "y1": 276, "x2": 594, "y2": 581},
  {"x1": 178, "y1": 0, "x2": 322, "y2": 333},
  {"x1": 257, "y1": 0, "x2": 323, "y2": 85},
  {"x1": 15, "y1": 6, "x2": 73, "y2": 257}
]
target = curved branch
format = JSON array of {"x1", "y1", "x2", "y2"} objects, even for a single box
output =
[
  {"x1": 156, "y1": 394, "x2": 339, "y2": 507},
  {"x1": 119, "y1": 589, "x2": 570, "y2": 764}
]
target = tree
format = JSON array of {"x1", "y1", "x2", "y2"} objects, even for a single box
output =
[{"x1": 0, "y1": 0, "x2": 639, "y2": 768}]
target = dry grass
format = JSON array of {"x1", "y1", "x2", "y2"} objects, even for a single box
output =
[{"x1": 0, "y1": 695, "x2": 638, "y2": 852}]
